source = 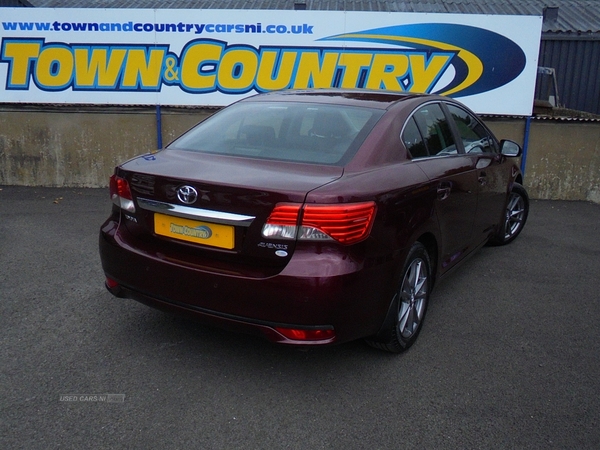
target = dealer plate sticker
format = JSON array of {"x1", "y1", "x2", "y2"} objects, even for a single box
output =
[{"x1": 154, "y1": 213, "x2": 234, "y2": 249}]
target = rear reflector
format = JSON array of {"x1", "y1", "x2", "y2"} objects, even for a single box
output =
[
  {"x1": 263, "y1": 201, "x2": 376, "y2": 245},
  {"x1": 105, "y1": 277, "x2": 119, "y2": 289},
  {"x1": 275, "y1": 327, "x2": 336, "y2": 341}
]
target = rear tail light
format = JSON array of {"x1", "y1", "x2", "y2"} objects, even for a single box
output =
[
  {"x1": 109, "y1": 174, "x2": 135, "y2": 213},
  {"x1": 261, "y1": 204, "x2": 301, "y2": 240},
  {"x1": 302, "y1": 203, "x2": 377, "y2": 244},
  {"x1": 262, "y1": 201, "x2": 376, "y2": 245}
]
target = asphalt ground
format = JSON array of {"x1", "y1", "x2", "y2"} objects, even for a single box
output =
[{"x1": 1, "y1": 185, "x2": 599, "y2": 449}]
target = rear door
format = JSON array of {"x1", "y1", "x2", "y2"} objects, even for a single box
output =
[{"x1": 403, "y1": 102, "x2": 479, "y2": 272}]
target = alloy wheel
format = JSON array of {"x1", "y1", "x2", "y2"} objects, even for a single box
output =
[
  {"x1": 504, "y1": 192, "x2": 526, "y2": 240},
  {"x1": 398, "y1": 258, "x2": 428, "y2": 339}
]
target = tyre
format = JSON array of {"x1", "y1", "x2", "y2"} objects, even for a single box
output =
[
  {"x1": 367, "y1": 242, "x2": 431, "y2": 353},
  {"x1": 489, "y1": 183, "x2": 529, "y2": 246}
]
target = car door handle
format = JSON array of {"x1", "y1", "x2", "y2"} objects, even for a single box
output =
[
  {"x1": 437, "y1": 182, "x2": 452, "y2": 201},
  {"x1": 478, "y1": 171, "x2": 487, "y2": 186}
]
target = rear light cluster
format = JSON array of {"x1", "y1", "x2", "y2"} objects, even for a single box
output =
[
  {"x1": 109, "y1": 174, "x2": 136, "y2": 213},
  {"x1": 262, "y1": 201, "x2": 376, "y2": 245}
]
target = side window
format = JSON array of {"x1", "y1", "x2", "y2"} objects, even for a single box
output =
[
  {"x1": 412, "y1": 103, "x2": 457, "y2": 156},
  {"x1": 402, "y1": 117, "x2": 428, "y2": 158},
  {"x1": 446, "y1": 104, "x2": 498, "y2": 154}
]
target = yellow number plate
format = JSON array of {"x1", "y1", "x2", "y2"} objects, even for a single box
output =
[{"x1": 154, "y1": 213, "x2": 234, "y2": 249}]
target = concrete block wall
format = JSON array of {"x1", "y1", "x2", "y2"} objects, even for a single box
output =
[
  {"x1": 1, "y1": 105, "x2": 599, "y2": 203},
  {"x1": 0, "y1": 105, "x2": 212, "y2": 187},
  {"x1": 486, "y1": 118, "x2": 600, "y2": 203}
]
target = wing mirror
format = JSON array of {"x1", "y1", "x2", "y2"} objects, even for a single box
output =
[{"x1": 500, "y1": 140, "x2": 522, "y2": 157}]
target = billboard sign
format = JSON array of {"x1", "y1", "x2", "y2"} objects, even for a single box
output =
[{"x1": 1, "y1": 8, "x2": 542, "y2": 114}]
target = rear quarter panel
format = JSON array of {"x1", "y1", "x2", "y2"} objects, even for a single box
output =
[{"x1": 307, "y1": 161, "x2": 440, "y2": 282}]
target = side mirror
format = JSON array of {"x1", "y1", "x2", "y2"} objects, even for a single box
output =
[{"x1": 500, "y1": 140, "x2": 522, "y2": 157}]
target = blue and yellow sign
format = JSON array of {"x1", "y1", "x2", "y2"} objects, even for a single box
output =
[{"x1": 0, "y1": 8, "x2": 542, "y2": 115}]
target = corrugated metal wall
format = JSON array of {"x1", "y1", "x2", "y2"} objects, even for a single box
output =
[
  {"x1": 539, "y1": 37, "x2": 600, "y2": 114},
  {"x1": 0, "y1": 0, "x2": 32, "y2": 6}
]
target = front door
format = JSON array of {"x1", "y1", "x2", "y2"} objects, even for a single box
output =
[{"x1": 443, "y1": 103, "x2": 511, "y2": 245}]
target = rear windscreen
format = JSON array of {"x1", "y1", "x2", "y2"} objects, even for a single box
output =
[{"x1": 168, "y1": 101, "x2": 384, "y2": 165}]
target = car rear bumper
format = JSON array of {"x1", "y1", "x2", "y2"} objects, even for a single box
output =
[
  {"x1": 104, "y1": 280, "x2": 337, "y2": 345},
  {"x1": 99, "y1": 219, "x2": 396, "y2": 345}
]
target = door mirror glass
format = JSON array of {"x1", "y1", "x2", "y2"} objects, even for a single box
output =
[{"x1": 500, "y1": 140, "x2": 521, "y2": 157}]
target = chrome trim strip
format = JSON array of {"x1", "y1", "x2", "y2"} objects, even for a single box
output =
[{"x1": 137, "y1": 198, "x2": 255, "y2": 227}]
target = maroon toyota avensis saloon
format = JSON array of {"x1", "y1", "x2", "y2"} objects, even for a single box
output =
[{"x1": 99, "y1": 89, "x2": 528, "y2": 352}]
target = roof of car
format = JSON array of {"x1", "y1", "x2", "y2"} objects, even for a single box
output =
[{"x1": 243, "y1": 89, "x2": 426, "y2": 109}]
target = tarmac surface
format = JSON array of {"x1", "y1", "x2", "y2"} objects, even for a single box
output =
[{"x1": 1, "y1": 185, "x2": 599, "y2": 449}]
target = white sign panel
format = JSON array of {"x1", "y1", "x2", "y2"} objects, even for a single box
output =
[{"x1": 1, "y1": 8, "x2": 542, "y2": 115}]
